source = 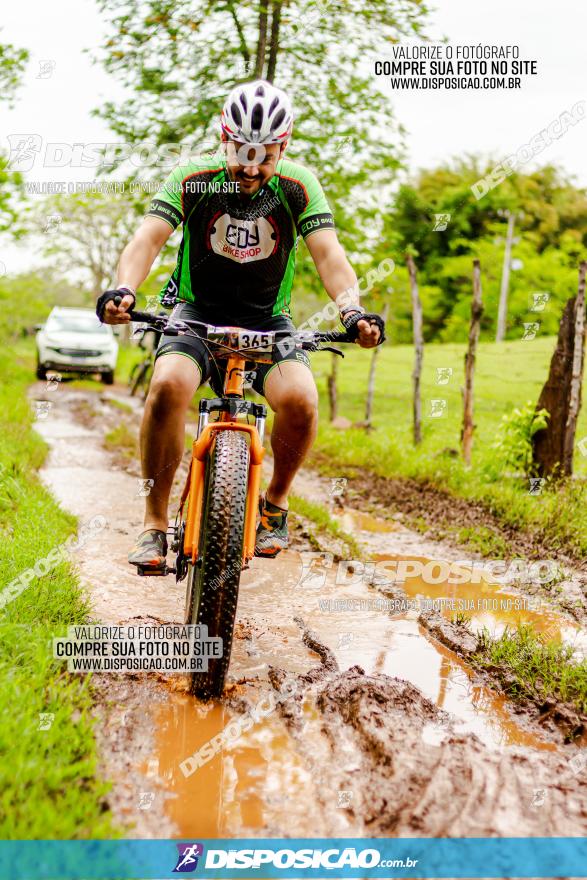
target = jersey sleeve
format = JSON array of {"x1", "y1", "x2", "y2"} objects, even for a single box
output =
[
  {"x1": 146, "y1": 165, "x2": 186, "y2": 230},
  {"x1": 278, "y1": 160, "x2": 335, "y2": 239}
]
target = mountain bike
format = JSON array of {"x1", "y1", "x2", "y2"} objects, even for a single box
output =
[{"x1": 126, "y1": 306, "x2": 355, "y2": 699}]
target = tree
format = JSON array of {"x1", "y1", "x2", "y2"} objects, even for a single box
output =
[
  {"x1": 91, "y1": 0, "x2": 431, "y2": 252},
  {"x1": 532, "y1": 263, "x2": 586, "y2": 478},
  {"x1": 386, "y1": 159, "x2": 587, "y2": 342},
  {"x1": 0, "y1": 35, "x2": 29, "y2": 230},
  {"x1": 17, "y1": 191, "x2": 176, "y2": 298},
  {"x1": 0, "y1": 34, "x2": 29, "y2": 105}
]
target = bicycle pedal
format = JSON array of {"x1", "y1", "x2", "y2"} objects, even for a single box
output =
[{"x1": 136, "y1": 564, "x2": 174, "y2": 577}]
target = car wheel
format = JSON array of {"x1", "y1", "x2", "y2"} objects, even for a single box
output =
[
  {"x1": 101, "y1": 371, "x2": 114, "y2": 385},
  {"x1": 36, "y1": 360, "x2": 47, "y2": 381}
]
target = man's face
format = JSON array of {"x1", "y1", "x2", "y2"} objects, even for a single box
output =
[{"x1": 225, "y1": 140, "x2": 284, "y2": 198}]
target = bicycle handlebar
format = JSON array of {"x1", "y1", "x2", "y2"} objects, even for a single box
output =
[{"x1": 117, "y1": 299, "x2": 355, "y2": 350}]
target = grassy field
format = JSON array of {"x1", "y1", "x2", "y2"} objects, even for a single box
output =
[
  {"x1": 112, "y1": 333, "x2": 587, "y2": 557},
  {"x1": 304, "y1": 336, "x2": 587, "y2": 557},
  {"x1": 0, "y1": 344, "x2": 115, "y2": 838},
  {"x1": 43, "y1": 332, "x2": 587, "y2": 559}
]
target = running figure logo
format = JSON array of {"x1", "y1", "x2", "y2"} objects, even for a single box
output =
[{"x1": 173, "y1": 843, "x2": 204, "y2": 873}]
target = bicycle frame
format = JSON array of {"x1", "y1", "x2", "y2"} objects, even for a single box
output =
[{"x1": 180, "y1": 352, "x2": 269, "y2": 566}]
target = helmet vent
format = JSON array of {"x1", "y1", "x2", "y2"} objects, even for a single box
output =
[
  {"x1": 239, "y1": 92, "x2": 248, "y2": 112},
  {"x1": 268, "y1": 96, "x2": 279, "y2": 115},
  {"x1": 251, "y1": 102, "x2": 264, "y2": 130},
  {"x1": 255, "y1": 84, "x2": 265, "y2": 96},
  {"x1": 230, "y1": 102, "x2": 242, "y2": 126},
  {"x1": 270, "y1": 108, "x2": 286, "y2": 131}
]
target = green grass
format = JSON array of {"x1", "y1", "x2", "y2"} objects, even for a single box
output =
[
  {"x1": 288, "y1": 494, "x2": 364, "y2": 558},
  {"x1": 105, "y1": 397, "x2": 134, "y2": 415},
  {"x1": 473, "y1": 625, "x2": 587, "y2": 716},
  {"x1": 67, "y1": 377, "x2": 104, "y2": 392},
  {"x1": 115, "y1": 343, "x2": 145, "y2": 386},
  {"x1": 0, "y1": 343, "x2": 115, "y2": 838},
  {"x1": 104, "y1": 422, "x2": 139, "y2": 463},
  {"x1": 454, "y1": 526, "x2": 510, "y2": 557},
  {"x1": 309, "y1": 337, "x2": 587, "y2": 558}
]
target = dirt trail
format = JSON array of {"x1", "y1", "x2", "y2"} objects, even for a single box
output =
[{"x1": 32, "y1": 382, "x2": 587, "y2": 838}]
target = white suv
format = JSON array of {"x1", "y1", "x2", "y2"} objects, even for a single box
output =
[{"x1": 36, "y1": 307, "x2": 119, "y2": 384}]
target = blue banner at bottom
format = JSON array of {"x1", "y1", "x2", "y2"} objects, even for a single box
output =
[{"x1": 0, "y1": 838, "x2": 585, "y2": 879}]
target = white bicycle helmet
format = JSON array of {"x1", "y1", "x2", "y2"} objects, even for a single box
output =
[{"x1": 220, "y1": 79, "x2": 294, "y2": 144}]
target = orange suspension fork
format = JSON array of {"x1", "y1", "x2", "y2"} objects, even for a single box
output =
[{"x1": 182, "y1": 355, "x2": 266, "y2": 565}]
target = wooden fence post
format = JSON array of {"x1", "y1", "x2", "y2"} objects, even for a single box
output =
[
  {"x1": 496, "y1": 210, "x2": 516, "y2": 343},
  {"x1": 532, "y1": 262, "x2": 587, "y2": 477},
  {"x1": 365, "y1": 301, "x2": 389, "y2": 429},
  {"x1": 462, "y1": 259, "x2": 484, "y2": 465},
  {"x1": 406, "y1": 253, "x2": 423, "y2": 445},
  {"x1": 327, "y1": 352, "x2": 338, "y2": 423}
]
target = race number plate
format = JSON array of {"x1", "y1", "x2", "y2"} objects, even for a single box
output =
[{"x1": 208, "y1": 327, "x2": 275, "y2": 352}]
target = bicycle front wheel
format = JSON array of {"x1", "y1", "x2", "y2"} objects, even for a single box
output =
[{"x1": 186, "y1": 429, "x2": 249, "y2": 700}]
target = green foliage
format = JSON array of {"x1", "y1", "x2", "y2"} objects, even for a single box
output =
[
  {"x1": 386, "y1": 159, "x2": 587, "y2": 342},
  {"x1": 0, "y1": 155, "x2": 25, "y2": 233},
  {"x1": 92, "y1": 0, "x2": 432, "y2": 254},
  {"x1": 0, "y1": 35, "x2": 29, "y2": 228},
  {"x1": 492, "y1": 402, "x2": 549, "y2": 477},
  {"x1": 0, "y1": 34, "x2": 29, "y2": 106},
  {"x1": 0, "y1": 272, "x2": 88, "y2": 341}
]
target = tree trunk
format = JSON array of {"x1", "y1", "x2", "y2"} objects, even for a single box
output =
[
  {"x1": 228, "y1": 2, "x2": 250, "y2": 66},
  {"x1": 532, "y1": 262, "x2": 587, "y2": 477},
  {"x1": 266, "y1": 0, "x2": 282, "y2": 81},
  {"x1": 255, "y1": 1, "x2": 269, "y2": 77},
  {"x1": 496, "y1": 211, "x2": 515, "y2": 343},
  {"x1": 365, "y1": 302, "x2": 389, "y2": 428},
  {"x1": 327, "y1": 352, "x2": 338, "y2": 423},
  {"x1": 563, "y1": 261, "x2": 587, "y2": 472},
  {"x1": 406, "y1": 253, "x2": 423, "y2": 445},
  {"x1": 461, "y1": 259, "x2": 484, "y2": 465}
]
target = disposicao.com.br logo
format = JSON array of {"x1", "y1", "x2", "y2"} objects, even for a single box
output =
[
  {"x1": 173, "y1": 843, "x2": 204, "y2": 872},
  {"x1": 201, "y1": 847, "x2": 413, "y2": 871}
]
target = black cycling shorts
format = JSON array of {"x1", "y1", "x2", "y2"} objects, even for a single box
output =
[{"x1": 155, "y1": 301, "x2": 311, "y2": 398}]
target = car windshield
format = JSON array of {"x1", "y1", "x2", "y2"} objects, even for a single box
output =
[{"x1": 46, "y1": 316, "x2": 109, "y2": 334}]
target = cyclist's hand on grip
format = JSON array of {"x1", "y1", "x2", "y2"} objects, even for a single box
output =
[
  {"x1": 341, "y1": 311, "x2": 386, "y2": 348},
  {"x1": 96, "y1": 288, "x2": 136, "y2": 324}
]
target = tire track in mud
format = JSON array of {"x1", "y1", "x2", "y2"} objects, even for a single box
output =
[{"x1": 32, "y1": 382, "x2": 587, "y2": 838}]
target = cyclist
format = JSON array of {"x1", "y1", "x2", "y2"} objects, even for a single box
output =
[{"x1": 97, "y1": 79, "x2": 385, "y2": 572}]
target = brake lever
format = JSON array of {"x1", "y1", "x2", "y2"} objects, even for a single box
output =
[{"x1": 320, "y1": 346, "x2": 345, "y2": 357}]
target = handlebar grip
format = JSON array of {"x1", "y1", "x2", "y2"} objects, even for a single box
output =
[
  {"x1": 128, "y1": 310, "x2": 159, "y2": 322},
  {"x1": 322, "y1": 331, "x2": 352, "y2": 343}
]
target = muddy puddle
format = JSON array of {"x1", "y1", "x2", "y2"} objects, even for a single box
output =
[
  {"x1": 34, "y1": 385, "x2": 587, "y2": 839},
  {"x1": 140, "y1": 506, "x2": 581, "y2": 838},
  {"x1": 143, "y1": 694, "x2": 358, "y2": 838},
  {"x1": 340, "y1": 507, "x2": 587, "y2": 654}
]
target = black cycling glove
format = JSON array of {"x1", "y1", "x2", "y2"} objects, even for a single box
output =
[
  {"x1": 96, "y1": 288, "x2": 136, "y2": 322},
  {"x1": 341, "y1": 311, "x2": 386, "y2": 345}
]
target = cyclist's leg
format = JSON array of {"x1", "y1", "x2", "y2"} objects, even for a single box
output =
[
  {"x1": 261, "y1": 360, "x2": 318, "y2": 510},
  {"x1": 140, "y1": 354, "x2": 202, "y2": 532},
  {"x1": 139, "y1": 303, "x2": 211, "y2": 533}
]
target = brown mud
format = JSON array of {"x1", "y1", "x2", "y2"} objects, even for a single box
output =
[
  {"x1": 308, "y1": 450, "x2": 587, "y2": 624},
  {"x1": 31, "y1": 381, "x2": 587, "y2": 838}
]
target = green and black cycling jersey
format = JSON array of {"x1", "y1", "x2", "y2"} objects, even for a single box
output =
[{"x1": 147, "y1": 155, "x2": 335, "y2": 325}]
